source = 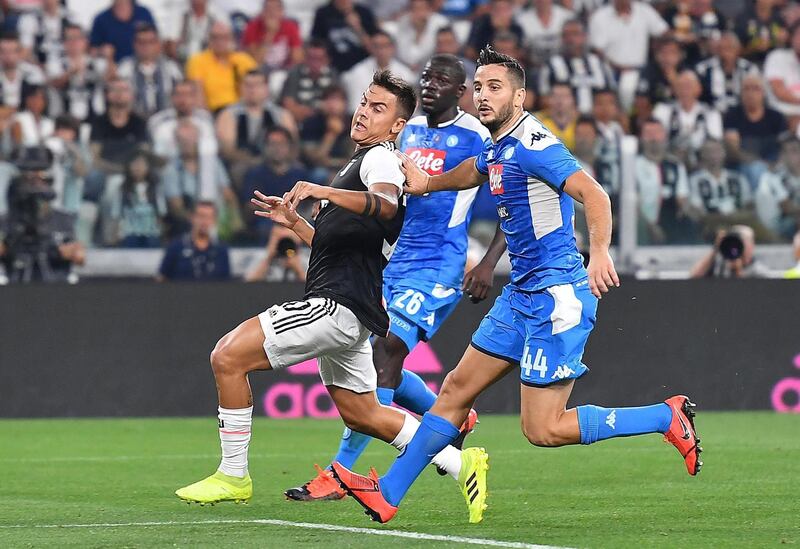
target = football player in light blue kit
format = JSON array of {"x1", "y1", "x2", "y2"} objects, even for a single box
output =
[
  {"x1": 332, "y1": 47, "x2": 703, "y2": 524},
  {"x1": 284, "y1": 54, "x2": 506, "y2": 503}
]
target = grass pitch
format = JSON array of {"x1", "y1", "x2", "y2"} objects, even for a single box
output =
[{"x1": 0, "y1": 413, "x2": 797, "y2": 548}]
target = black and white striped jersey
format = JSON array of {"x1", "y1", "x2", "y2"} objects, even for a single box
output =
[
  {"x1": 694, "y1": 56, "x2": 759, "y2": 113},
  {"x1": 539, "y1": 53, "x2": 615, "y2": 114}
]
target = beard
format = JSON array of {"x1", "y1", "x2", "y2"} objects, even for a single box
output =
[{"x1": 483, "y1": 100, "x2": 516, "y2": 134}]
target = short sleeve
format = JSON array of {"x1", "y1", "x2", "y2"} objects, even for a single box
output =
[
  {"x1": 359, "y1": 145, "x2": 404, "y2": 192},
  {"x1": 645, "y1": 4, "x2": 669, "y2": 36},
  {"x1": 763, "y1": 50, "x2": 784, "y2": 81},
  {"x1": 475, "y1": 146, "x2": 489, "y2": 175},
  {"x1": 515, "y1": 140, "x2": 582, "y2": 191}
]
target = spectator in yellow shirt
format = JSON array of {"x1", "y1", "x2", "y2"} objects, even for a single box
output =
[
  {"x1": 535, "y1": 83, "x2": 578, "y2": 151},
  {"x1": 186, "y1": 21, "x2": 257, "y2": 113}
]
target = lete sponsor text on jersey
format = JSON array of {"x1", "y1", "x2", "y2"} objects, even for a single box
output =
[
  {"x1": 489, "y1": 164, "x2": 504, "y2": 195},
  {"x1": 406, "y1": 147, "x2": 446, "y2": 175}
]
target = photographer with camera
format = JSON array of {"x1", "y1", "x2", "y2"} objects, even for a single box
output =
[
  {"x1": 689, "y1": 224, "x2": 770, "y2": 278},
  {"x1": 244, "y1": 224, "x2": 305, "y2": 282},
  {"x1": 0, "y1": 146, "x2": 85, "y2": 284}
]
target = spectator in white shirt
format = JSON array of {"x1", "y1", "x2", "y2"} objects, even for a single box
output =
[
  {"x1": 0, "y1": 32, "x2": 45, "y2": 109},
  {"x1": 10, "y1": 84, "x2": 53, "y2": 148},
  {"x1": 393, "y1": 0, "x2": 449, "y2": 72},
  {"x1": 764, "y1": 20, "x2": 800, "y2": 122},
  {"x1": 177, "y1": 0, "x2": 226, "y2": 63},
  {"x1": 755, "y1": 136, "x2": 800, "y2": 239},
  {"x1": 518, "y1": 0, "x2": 574, "y2": 68},
  {"x1": 588, "y1": 0, "x2": 668, "y2": 72},
  {"x1": 342, "y1": 31, "x2": 416, "y2": 114},
  {"x1": 653, "y1": 70, "x2": 722, "y2": 164},
  {"x1": 17, "y1": 0, "x2": 76, "y2": 66}
]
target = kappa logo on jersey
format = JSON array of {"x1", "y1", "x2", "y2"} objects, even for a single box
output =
[
  {"x1": 488, "y1": 164, "x2": 504, "y2": 195},
  {"x1": 406, "y1": 148, "x2": 446, "y2": 175}
]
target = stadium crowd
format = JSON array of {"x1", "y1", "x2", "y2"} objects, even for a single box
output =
[{"x1": 0, "y1": 0, "x2": 799, "y2": 281}]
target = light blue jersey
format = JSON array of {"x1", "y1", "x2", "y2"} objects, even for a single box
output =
[
  {"x1": 472, "y1": 112, "x2": 596, "y2": 386},
  {"x1": 383, "y1": 111, "x2": 490, "y2": 352},
  {"x1": 474, "y1": 112, "x2": 586, "y2": 291},
  {"x1": 385, "y1": 111, "x2": 490, "y2": 288}
]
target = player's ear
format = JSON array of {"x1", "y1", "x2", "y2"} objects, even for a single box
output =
[
  {"x1": 390, "y1": 117, "x2": 406, "y2": 136},
  {"x1": 455, "y1": 83, "x2": 467, "y2": 99},
  {"x1": 514, "y1": 88, "x2": 526, "y2": 110}
]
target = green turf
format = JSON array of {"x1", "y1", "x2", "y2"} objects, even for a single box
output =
[{"x1": 0, "y1": 413, "x2": 797, "y2": 548}]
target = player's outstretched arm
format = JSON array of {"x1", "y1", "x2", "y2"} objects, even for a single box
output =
[
  {"x1": 283, "y1": 180, "x2": 400, "y2": 221},
  {"x1": 463, "y1": 222, "x2": 507, "y2": 303},
  {"x1": 563, "y1": 170, "x2": 620, "y2": 299},
  {"x1": 251, "y1": 191, "x2": 315, "y2": 246},
  {"x1": 397, "y1": 152, "x2": 484, "y2": 194}
]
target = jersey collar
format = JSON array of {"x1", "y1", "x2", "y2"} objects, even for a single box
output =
[
  {"x1": 493, "y1": 111, "x2": 529, "y2": 144},
  {"x1": 431, "y1": 109, "x2": 466, "y2": 128}
]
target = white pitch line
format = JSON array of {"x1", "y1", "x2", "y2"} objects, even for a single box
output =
[{"x1": 0, "y1": 518, "x2": 571, "y2": 549}]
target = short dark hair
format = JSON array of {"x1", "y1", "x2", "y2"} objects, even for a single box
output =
[
  {"x1": 593, "y1": 87, "x2": 617, "y2": 100},
  {"x1": 575, "y1": 115, "x2": 597, "y2": 133},
  {"x1": 194, "y1": 200, "x2": 217, "y2": 215},
  {"x1": 306, "y1": 38, "x2": 327, "y2": 50},
  {"x1": 371, "y1": 69, "x2": 417, "y2": 120},
  {"x1": 63, "y1": 22, "x2": 84, "y2": 35},
  {"x1": 0, "y1": 31, "x2": 19, "y2": 43},
  {"x1": 372, "y1": 29, "x2": 395, "y2": 44},
  {"x1": 265, "y1": 125, "x2": 294, "y2": 145},
  {"x1": 134, "y1": 22, "x2": 158, "y2": 37},
  {"x1": 427, "y1": 53, "x2": 467, "y2": 86},
  {"x1": 244, "y1": 69, "x2": 267, "y2": 81},
  {"x1": 476, "y1": 44, "x2": 525, "y2": 88},
  {"x1": 321, "y1": 84, "x2": 346, "y2": 100},
  {"x1": 55, "y1": 114, "x2": 81, "y2": 134},
  {"x1": 436, "y1": 26, "x2": 456, "y2": 37}
]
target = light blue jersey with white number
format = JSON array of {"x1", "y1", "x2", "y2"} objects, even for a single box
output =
[{"x1": 474, "y1": 112, "x2": 586, "y2": 292}]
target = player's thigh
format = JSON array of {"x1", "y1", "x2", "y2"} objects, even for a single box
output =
[
  {"x1": 319, "y1": 322, "x2": 377, "y2": 395},
  {"x1": 212, "y1": 316, "x2": 272, "y2": 373},
  {"x1": 258, "y1": 297, "x2": 358, "y2": 370}
]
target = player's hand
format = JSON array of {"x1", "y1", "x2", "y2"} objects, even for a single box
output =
[
  {"x1": 283, "y1": 181, "x2": 331, "y2": 211},
  {"x1": 586, "y1": 250, "x2": 620, "y2": 299},
  {"x1": 396, "y1": 151, "x2": 430, "y2": 195},
  {"x1": 463, "y1": 261, "x2": 494, "y2": 303},
  {"x1": 251, "y1": 191, "x2": 300, "y2": 229}
]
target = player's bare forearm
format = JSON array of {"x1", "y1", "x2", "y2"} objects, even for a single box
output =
[
  {"x1": 325, "y1": 185, "x2": 400, "y2": 221},
  {"x1": 399, "y1": 153, "x2": 485, "y2": 194},
  {"x1": 463, "y1": 222, "x2": 507, "y2": 303},
  {"x1": 291, "y1": 218, "x2": 315, "y2": 247},
  {"x1": 563, "y1": 170, "x2": 619, "y2": 297},
  {"x1": 480, "y1": 222, "x2": 507, "y2": 266}
]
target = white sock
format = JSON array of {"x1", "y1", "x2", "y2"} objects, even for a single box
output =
[
  {"x1": 391, "y1": 412, "x2": 462, "y2": 481},
  {"x1": 217, "y1": 406, "x2": 252, "y2": 478}
]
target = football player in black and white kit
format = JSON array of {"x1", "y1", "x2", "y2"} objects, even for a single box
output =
[{"x1": 175, "y1": 70, "x2": 474, "y2": 507}]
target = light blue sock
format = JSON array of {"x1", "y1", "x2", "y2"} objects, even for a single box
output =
[
  {"x1": 576, "y1": 403, "x2": 672, "y2": 445},
  {"x1": 379, "y1": 412, "x2": 458, "y2": 506},
  {"x1": 393, "y1": 370, "x2": 437, "y2": 415},
  {"x1": 330, "y1": 387, "x2": 395, "y2": 468}
]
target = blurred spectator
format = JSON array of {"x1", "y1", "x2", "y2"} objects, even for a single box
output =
[
  {"x1": 90, "y1": 0, "x2": 157, "y2": 63},
  {"x1": 539, "y1": 18, "x2": 614, "y2": 115},
  {"x1": 177, "y1": 0, "x2": 225, "y2": 62},
  {"x1": 635, "y1": 117, "x2": 694, "y2": 244},
  {"x1": 279, "y1": 39, "x2": 338, "y2": 126},
  {"x1": 589, "y1": 0, "x2": 668, "y2": 72},
  {"x1": 310, "y1": 0, "x2": 378, "y2": 73},
  {"x1": 240, "y1": 125, "x2": 309, "y2": 243},
  {"x1": 689, "y1": 225, "x2": 769, "y2": 278},
  {"x1": 185, "y1": 21, "x2": 257, "y2": 113},
  {"x1": 242, "y1": 0, "x2": 303, "y2": 71},
  {"x1": 518, "y1": 0, "x2": 573, "y2": 68},
  {"x1": 10, "y1": 84, "x2": 53, "y2": 147},
  {"x1": 342, "y1": 31, "x2": 415, "y2": 114},
  {"x1": 149, "y1": 80, "x2": 216, "y2": 163},
  {"x1": 393, "y1": 0, "x2": 449, "y2": 72},
  {"x1": 784, "y1": 231, "x2": 800, "y2": 278},
  {"x1": 17, "y1": 0, "x2": 76, "y2": 66},
  {"x1": 108, "y1": 148, "x2": 166, "y2": 247},
  {"x1": 724, "y1": 74, "x2": 787, "y2": 189},
  {"x1": 368, "y1": 0, "x2": 409, "y2": 21},
  {"x1": 300, "y1": 85, "x2": 352, "y2": 184},
  {"x1": 117, "y1": 23, "x2": 183, "y2": 118},
  {"x1": 157, "y1": 200, "x2": 231, "y2": 281},
  {"x1": 735, "y1": 0, "x2": 788, "y2": 64},
  {"x1": 86, "y1": 78, "x2": 147, "y2": 204},
  {"x1": 46, "y1": 23, "x2": 108, "y2": 122},
  {"x1": 755, "y1": 136, "x2": 800, "y2": 239},
  {"x1": 44, "y1": 115, "x2": 87, "y2": 220},
  {"x1": 653, "y1": 70, "x2": 722, "y2": 163},
  {"x1": 635, "y1": 37, "x2": 685, "y2": 121},
  {"x1": 687, "y1": 140, "x2": 752, "y2": 228},
  {"x1": 573, "y1": 115, "x2": 598, "y2": 176},
  {"x1": 216, "y1": 69, "x2": 296, "y2": 186},
  {"x1": 464, "y1": 0, "x2": 524, "y2": 62},
  {"x1": 764, "y1": 21, "x2": 800, "y2": 122},
  {"x1": 0, "y1": 31, "x2": 45, "y2": 109},
  {"x1": 695, "y1": 32, "x2": 760, "y2": 114},
  {"x1": 439, "y1": 0, "x2": 488, "y2": 19},
  {"x1": 662, "y1": 0, "x2": 725, "y2": 66},
  {"x1": 592, "y1": 88, "x2": 624, "y2": 200},
  {"x1": 536, "y1": 83, "x2": 578, "y2": 151},
  {"x1": 244, "y1": 223, "x2": 306, "y2": 282},
  {"x1": 435, "y1": 26, "x2": 476, "y2": 79},
  {"x1": 162, "y1": 119, "x2": 236, "y2": 237}
]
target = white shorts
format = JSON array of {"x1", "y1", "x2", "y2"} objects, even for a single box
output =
[{"x1": 257, "y1": 297, "x2": 376, "y2": 393}]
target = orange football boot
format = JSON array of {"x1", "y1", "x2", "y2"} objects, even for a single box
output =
[
  {"x1": 664, "y1": 395, "x2": 703, "y2": 476},
  {"x1": 330, "y1": 462, "x2": 398, "y2": 523},
  {"x1": 284, "y1": 464, "x2": 346, "y2": 501}
]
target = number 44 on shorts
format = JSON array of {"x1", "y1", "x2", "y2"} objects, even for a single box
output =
[{"x1": 521, "y1": 346, "x2": 547, "y2": 379}]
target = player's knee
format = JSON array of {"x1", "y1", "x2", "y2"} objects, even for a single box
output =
[
  {"x1": 521, "y1": 422, "x2": 564, "y2": 448},
  {"x1": 210, "y1": 338, "x2": 238, "y2": 377},
  {"x1": 339, "y1": 409, "x2": 369, "y2": 434}
]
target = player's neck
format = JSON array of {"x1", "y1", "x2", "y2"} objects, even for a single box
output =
[
  {"x1": 490, "y1": 109, "x2": 525, "y2": 143},
  {"x1": 426, "y1": 105, "x2": 459, "y2": 128},
  {"x1": 354, "y1": 135, "x2": 393, "y2": 150}
]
